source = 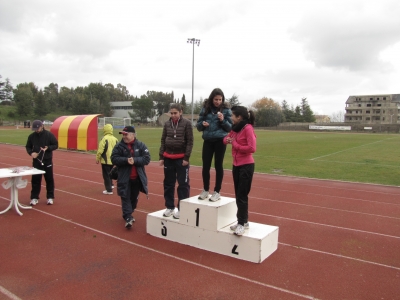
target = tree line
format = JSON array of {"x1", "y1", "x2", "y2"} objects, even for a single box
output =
[{"x1": 0, "y1": 75, "x2": 315, "y2": 126}]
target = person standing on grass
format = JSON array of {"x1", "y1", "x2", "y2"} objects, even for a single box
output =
[
  {"x1": 196, "y1": 88, "x2": 232, "y2": 202},
  {"x1": 159, "y1": 103, "x2": 194, "y2": 219},
  {"x1": 25, "y1": 120, "x2": 58, "y2": 206},
  {"x1": 111, "y1": 126, "x2": 150, "y2": 229},
  {"x1": 96, "y1": 124, "x2": 119, "y2": 195},
  {"x1": 223, "y1": 106, "x2": 256, "y2": 236}
]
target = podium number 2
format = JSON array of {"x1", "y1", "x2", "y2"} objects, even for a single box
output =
[{"x1": 195, "y1": 208, "x2": 200, "y2": 227}]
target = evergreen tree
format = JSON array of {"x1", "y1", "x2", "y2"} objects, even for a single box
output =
[
  {"x1": 181, "y1": 94, "x2": 187, "y2": 112},
  {"x1": 226, "y1": 93, "x2": 241, "y2": 107},
  {"x1": 34, "y1": 90, "x2": 48, "y2": 118},
  {"x1": 300, "y1": 97, "x2": 315, "y2": 122},
  {"x1": 14, "y1": 84, "x2": 34, "y2": 117}
]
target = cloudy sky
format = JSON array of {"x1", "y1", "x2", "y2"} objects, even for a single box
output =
[{"x1": 1, "y1": 0, "x2": 400, "y2": 116}]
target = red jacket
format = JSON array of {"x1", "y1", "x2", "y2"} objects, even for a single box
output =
[{"x1": 223, "y1": 124, "x2": 256, "y2": 166}]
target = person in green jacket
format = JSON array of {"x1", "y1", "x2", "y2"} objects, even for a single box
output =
[{"x1": 96, "y1": 124, "x2": 119, "y2": 195}]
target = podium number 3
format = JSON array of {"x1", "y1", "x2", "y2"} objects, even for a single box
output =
[{"x1": 195, "y1": 208, "x2": 200, "y2": 227}]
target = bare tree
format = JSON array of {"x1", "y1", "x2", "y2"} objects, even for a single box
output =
[{"x1": 330, "y1": 110, "x2": 345, "y2": 122}]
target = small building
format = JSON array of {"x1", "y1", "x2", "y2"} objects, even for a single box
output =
[
  {"x1": 345, "y1": 94, "x2": 400, "y2": 124},
  {"x1": 110, "y1": 101, "x2": 132, "y2": 118}
]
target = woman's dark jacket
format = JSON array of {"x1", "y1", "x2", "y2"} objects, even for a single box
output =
[
  {"x1": 196, "y1": 107, "x2": 232, "y2": 140},
  {"x1": 111, "y1": 139, "x2": 150, "y2": 198},
  {"x1": 159, "y1": 116, "x2": 194, "y2": 162}
]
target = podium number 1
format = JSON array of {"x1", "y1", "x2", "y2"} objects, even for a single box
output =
[{"x1": 195, "y1": 208, "x2": 200, "y2": 227}]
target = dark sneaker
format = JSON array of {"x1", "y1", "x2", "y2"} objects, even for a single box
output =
[{"x1": 125, "y1": 217, "x2": 134, "y2": 228}]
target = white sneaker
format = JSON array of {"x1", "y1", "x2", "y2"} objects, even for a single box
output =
[
  {"x1": 234, "y1": 224, "x2": 246, "y2": 236},
  {"x1": 103, "y1": 190, "x2": 113, "y2": 195},
  {"x1": 230, "y1": 222, "x2": 249, "y2": 231},
  {"x1": 209, "y1": 191, "x2": 221, "y2": 202},
  {"x1": 198, "y1": 189, "x2": 209, "y2": 200},
  {"x1": 173, "y1": 210, "x2": 180, "y2": 219},
  {"x1": 47, "y1": 198, "x2": 53, "y2": 205},
  {"x1": 30, "y1": 199, "x2": 38, "y2": 206},
  {"x1": 163, "y1": 208, "x2": 174, "y2": 217}
]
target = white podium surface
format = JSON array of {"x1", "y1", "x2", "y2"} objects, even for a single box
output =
[
  {"x1": 147, "y1": 196, "x2": 279, "y2": 263},
  {"x1": 0, "y1": 167, "x2": 45, "y2": 216}
]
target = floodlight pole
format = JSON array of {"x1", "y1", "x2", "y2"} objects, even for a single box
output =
[{"x1": 187, "y1": 38, "x2": 200, "y2": 125}]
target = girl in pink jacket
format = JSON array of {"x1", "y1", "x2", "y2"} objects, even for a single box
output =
[{"x1": 223, "y1": 106, "x2": 256, "y2": 236}]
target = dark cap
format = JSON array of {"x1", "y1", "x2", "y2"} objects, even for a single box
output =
[
  {"x1": 119, "y1": 126, "x2": 135, "y2": 134},
  {"x1": 31, "y1": 120, "x2": 43, "y2": 131}
]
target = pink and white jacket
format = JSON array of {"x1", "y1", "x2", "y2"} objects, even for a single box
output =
[{"x1": 223, "y1": 124, "x2": 256, "y2": 166}]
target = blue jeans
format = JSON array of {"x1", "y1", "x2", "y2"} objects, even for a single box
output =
[{"x1": 163, "y1": 158, "x2": 190, "y2": 210}]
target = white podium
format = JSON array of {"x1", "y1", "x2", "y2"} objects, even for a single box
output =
[{"x1": 147, "y1": 196, "x2": 279, "y2": 263}]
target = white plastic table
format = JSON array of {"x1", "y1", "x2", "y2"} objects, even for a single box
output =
[{"x1": 0, "y1": 167, "x2": 45, "y2": 216}]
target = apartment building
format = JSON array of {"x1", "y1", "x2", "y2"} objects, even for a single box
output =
[{"x1": 345, "y1": 94, "x2": 400, "y2": 124}]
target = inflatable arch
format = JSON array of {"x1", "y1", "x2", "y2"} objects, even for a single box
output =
[{"x1": 50, "y1": 114, "x2": 100, "y2": 151}]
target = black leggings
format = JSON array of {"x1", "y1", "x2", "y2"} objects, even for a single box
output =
[
  {"x1": 201, "y1": 139, "x2": 227, "y2": 193},
  {"x1": 232, "y1": 163, "x2": 254, "y2": 225}
]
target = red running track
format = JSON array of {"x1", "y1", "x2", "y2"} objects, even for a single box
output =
[{"x1": 0, "y1": 143, "x2": 399, "y2": 300}]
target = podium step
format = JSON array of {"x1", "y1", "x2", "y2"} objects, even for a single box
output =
[
  {"x1": 179, "y1": 196, "x2": 237, "y2": 231},
  {"x1": 147, "y1": 209, "x2": 279, "y2": 263}
]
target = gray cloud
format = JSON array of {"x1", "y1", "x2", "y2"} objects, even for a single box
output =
[{"x1": 289, "y1": 1, "x2": 400, "y2": 71}]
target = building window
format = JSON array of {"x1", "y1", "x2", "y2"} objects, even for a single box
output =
[
  {"x1": 358, "y1": 104, "x2": 361, "y2": 107},
  {"x1": 366, "y1": 110, "x2": 370, "y2": 114},
  {"x1": 366, "y1": 117, "x2": 370, "y2": 121},
  {"x1": 377, "y1": 98, "x2": 380, "y2": 100},
  {"x1": 383, "y1": 97, "x2": 386, "y2": 100},
  {"x1": 367, "y1": 104, "x2": 371, "y2": 107},
  {"x1": 377, "y1": 104, "x2": 381, "y2": 107}
]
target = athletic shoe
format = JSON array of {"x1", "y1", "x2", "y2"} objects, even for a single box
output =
[
  {"x1": 163, "y1": 208, "x2": 174, "y2": 217},
  {"x1": 30, "y1": 199, "x2": 38, "y2": 206},
  {"x1": 47, "y1": 199, "x2": 53, "y2": 205},
  {"x1": 198, "y1": 189, "x2": 209, "y2": 200},
  {"x1": 173, "y1": 210, "x2": 180, "y2": 219},
  {"x1": 125, "y1": 217, "x2": 134, "y2": 229},
  {"x1": 112, "y1": 185, "x2": 115, "y2": 189},
  {"x1": 230, "y1": 222, "x2": 249, "y2": 231},
  {"x1": 234, "y1": 224, "x2": 246, "y2": 236},
  {"x1": 103, "y1": 190, "x2": 113, "y2": 195},
  {"x1": 209, "y1": 191, "x2": 221, "y2": 202}
]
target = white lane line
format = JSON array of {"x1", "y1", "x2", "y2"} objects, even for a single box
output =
[
  {"x1": 253, "y1": 197, "x2": 400, "y2": 220},
  {"x1": 279, "y1": 242, "x2": 400, "y2": 271},
  {"x1": 35, "y1": 209, "x2": 317, "y2": 300},
  {"x1": 0, "y1": 286, "x2": 22, "y2": 300},
  {"x1": 252, "y1": 211, "x2": 400, "y2": 239},
  {"x1": 309, "y1": 139, "x2": 393, "y2": 161}
]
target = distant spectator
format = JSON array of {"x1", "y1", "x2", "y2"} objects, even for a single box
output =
[{"x1": 96, "y1": 124, "x2": 119, "y2": 194}]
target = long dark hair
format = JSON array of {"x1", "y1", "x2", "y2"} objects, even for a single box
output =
[
  {"x1": 231, "y1": 106, "x2": 255, "y2": 125},
  {"x1": 203, "y1": 88, "x2": 229, "y2": 115}
]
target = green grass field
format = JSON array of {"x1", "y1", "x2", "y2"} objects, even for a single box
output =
[{"x1": 1, "y1": 126, "x2": 399, "y2": 186}]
